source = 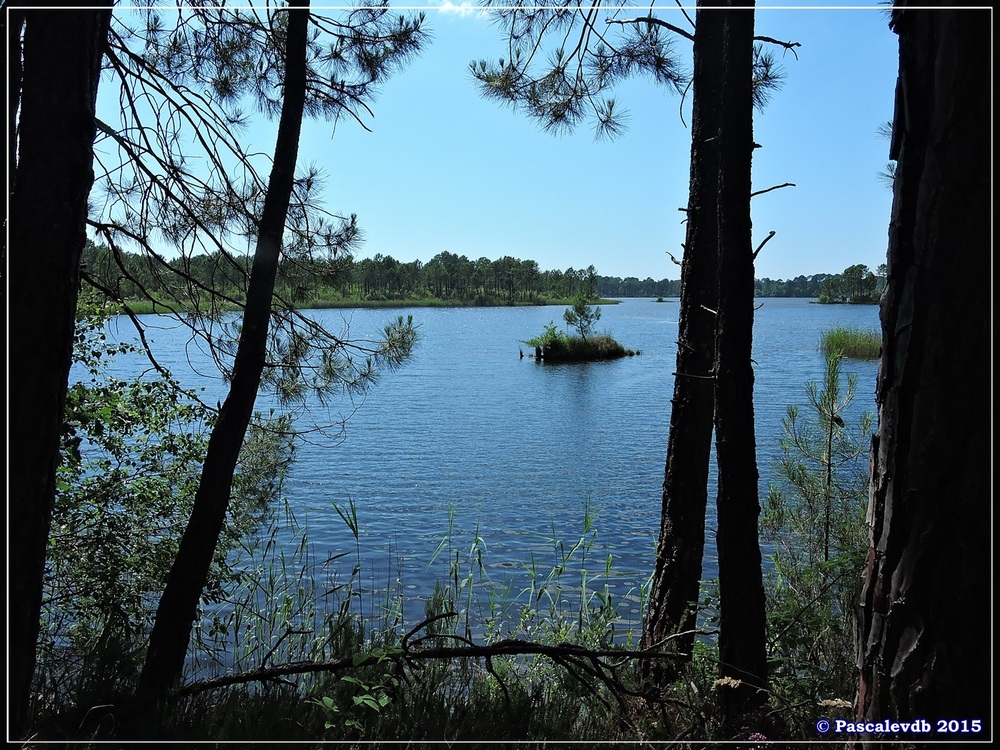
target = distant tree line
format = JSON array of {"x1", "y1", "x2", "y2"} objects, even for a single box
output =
[
  {"x1": 597, "y1": 264, "x2": 885, "y2": 301},
  {"x1": 596, "y1": 273, "x2": 839, "y2": 299},
  {"x1": 82, "y1": 241, "x2": 885, "y2": 307},
  {"x1": 595, "y1": 275, "x2": 682, "y2": 298},
  {"x1": 82, "y1": 243, "x2": 604, "y2": 306}
]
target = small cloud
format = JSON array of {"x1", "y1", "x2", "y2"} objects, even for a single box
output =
[{"x1": 437, "y1": 1, "x2": 485, "y2": 18}]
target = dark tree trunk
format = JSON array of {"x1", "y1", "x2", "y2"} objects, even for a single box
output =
[
  {"x1": 856, "y1": 4, "x2": 990, "y2": 738},
  {"x1": 641, "y1": 0, "x2": 724, "y2": 688},
  {"x1": 4, "y1": 6, "x2": 25, "y2": 212},
  {"x1": 712, "y1": 0, "x2": 769, "y2": 721},
  {"x1": 138, "y1": 0, "x2": 312, "y2": 697},
  {"x1": 7, "y1": 6, "x2": 111, "y2": 737}
]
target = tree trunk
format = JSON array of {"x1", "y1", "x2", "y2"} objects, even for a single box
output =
[
  {"x1": 641, "y1": 0, "x2": 724, "y2": 689},
  {"x1": 7, "y1": 6, "x2": 111, "y2": 737},
  {"x1": 4, "y1": 6, "x2": 25, "y2": 210},
  {"x1": 855, "y1": 4, "x2": 990, "y2": 738},
  {"x1": 138, "y1": 0, "x2": 311, "y2": 697},
  {"x1": 712, "y1": 0, "x2": 769, "y2": 721}
]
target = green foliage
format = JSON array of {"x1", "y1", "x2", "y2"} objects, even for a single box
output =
[
  {"x1": 37, "y1": 305, "x2": 294, "y2": 703},
  {"x1": 311, "y1": 669, "x2": 400, "y2": 736},
  {"x1": 760, "y1": 352, "x2": 874, "y2": 732},
  {"x1": 83, "y1": 243, "x2": 615, "y2": 309},
  {"x1": 562, "y1": 294, "x2": 601, "y2": 341},
  {"x1": 820, "y1": 326, "x2": 881, "y2": 360},
  {"x1": 470, "y1": 5, "x2": 782, "y2": 141},
  {"x1": 524, "y1": 321, "x2": 565, "y2": 350}
]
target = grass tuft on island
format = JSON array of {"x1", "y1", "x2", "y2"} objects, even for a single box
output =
[
  {"x1": 820, "y1": 326, "x2": 881, "y2": 360},
  {"x1": 525, "y1": 323, "x2": 637, "y2": 363}
]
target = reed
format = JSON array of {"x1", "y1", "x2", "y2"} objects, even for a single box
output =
[{"x1": 820, "y1": 326, "x2": 881, "y2": 360}]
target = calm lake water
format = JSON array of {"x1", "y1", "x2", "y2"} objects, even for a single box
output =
[{"x1": 99, "y1": 297, "x2": 880, "y2": 634}]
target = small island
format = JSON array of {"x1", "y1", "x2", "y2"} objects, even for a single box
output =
[{"x1": 524, "y1": 296, "x2": 637, "y2": 363}]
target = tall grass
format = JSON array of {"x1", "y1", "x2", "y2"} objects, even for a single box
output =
[
  {"x1": 175, "y1": 499, "x2": 669, "y2": 743},
  {"x1": 820, "y1": 326, "x2": 881, "y2": 360},
  {"x1": 33, "y1": 493, "x2": 688, "y2": 743}
]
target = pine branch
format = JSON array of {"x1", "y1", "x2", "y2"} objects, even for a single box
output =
[{"x1": 605, "y1": 15, "x2": 695, "y2": 43}]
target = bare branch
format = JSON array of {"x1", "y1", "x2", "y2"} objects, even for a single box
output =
[
  {"x1": 753, "y1": 230, "x2": 777, "y2": 260},
  {"x1": 79, "y1": 270, "x2": 217, "y2": 413},
  {"x1": 605, "y1": 15, "x2": 695, "y2": 43},
  {"x1": 753, "y1": 35, "x2": 801, "y2": 60},
  {"x1": 679, "y1": 77, "x2": 692, "y2": 128},
  {"x1": 750, "y1": 182, "x2": 795, "y2": 198},
  {"x1": 673, "y1": 0, "x2": 696, "y2": 32}
]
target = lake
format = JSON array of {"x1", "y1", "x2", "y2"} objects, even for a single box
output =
[{"x1": 99, "y1": 297, "x2": 880, "y2": 637}]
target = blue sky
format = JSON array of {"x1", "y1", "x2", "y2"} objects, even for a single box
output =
[
  {"x1": 292, "y1": 4, "x2": 900, "y2": 281},
  {"x1": 94, "y1": 4, "x2": 901, "y2": 282}
]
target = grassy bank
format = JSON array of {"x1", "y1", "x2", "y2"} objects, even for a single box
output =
[{"x1": 820, "y1": 327, "x2": 881, "y2": 360}]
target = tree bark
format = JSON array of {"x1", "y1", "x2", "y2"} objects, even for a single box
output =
[
  {"x1": 138, "y1": 0, "x2": 312, "y2": 697},
  {"x1": 855, "y1": 4, "x2": 990, "y2": 739},
  {"x1": 7, "y1": 5, "x2": 111, "y2": 737},
  {"x1": 712, "y1": 0, "x2": 769, "y2": 720},
  {"x1": 641, "y1": 0, "x2": 724, "y2": 688}
]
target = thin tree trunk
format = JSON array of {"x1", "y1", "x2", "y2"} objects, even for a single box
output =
[
  {"x1": 856, "y1": 5, "x2": 990, "y2": 738},
  {"x1": 712, "y1": 0, "x2": 769, "y2": 721},
  {"x1": 7, "y1": 5, "x2": 112, "y2": 737},
  {"x1": 138, "y1": 0, "x2": 311, "y2": 697},
  {"x1": 641, "y1": 0, "x2": 724, "y2": 689}
]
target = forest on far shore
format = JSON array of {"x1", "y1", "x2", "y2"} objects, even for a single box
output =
[{"x1": 82, "y1": 242, "x2": 884, "y2": 308}]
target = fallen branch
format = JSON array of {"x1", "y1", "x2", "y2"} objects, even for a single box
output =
[{"x1": 176, "y1": 614, "x2": 709, "y2": 701}]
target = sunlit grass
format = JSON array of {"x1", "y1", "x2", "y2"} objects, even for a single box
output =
[
  {"x1": 820, "y1": 327, "x2": 881, "y2": 360},
  {"x1": 539, "y1": 334, "x2": 637, "y2": 362}
]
